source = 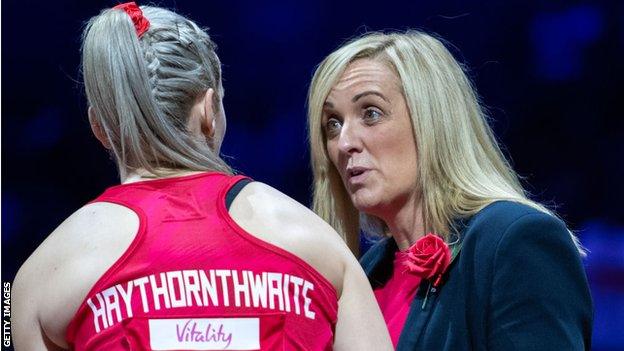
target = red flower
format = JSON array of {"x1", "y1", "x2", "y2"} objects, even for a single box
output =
[
  {"x1": 404, "y1": 233, "x2": 451, "y2": 287},
  {"x1": 114, "y1": 2, "x2": 150, "y2": 38}
]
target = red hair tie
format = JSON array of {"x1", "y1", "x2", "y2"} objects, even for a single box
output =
[{"x1": 113, "y1": 2, "x2": 150, "y2": 38}]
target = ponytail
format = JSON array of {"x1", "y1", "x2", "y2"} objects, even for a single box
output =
[{"x1": 82, "y1": 5, "x2": 232, "y2": 179}]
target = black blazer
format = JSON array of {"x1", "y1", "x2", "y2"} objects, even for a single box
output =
[{"x1": 360, "y1": 201, "x2": 593, "y2": 350}]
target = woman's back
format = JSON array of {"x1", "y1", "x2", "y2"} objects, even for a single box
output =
[
  {"x1": 65, "y1": 172, "x2": 337, "y2": 350},
  {"x1": 13, "y1": 172, "x2": 391, "y2": 350}
]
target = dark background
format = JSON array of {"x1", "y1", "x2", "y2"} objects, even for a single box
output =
[{"x1": 2, "y1": 1, "x2": 623, "y2": 350}]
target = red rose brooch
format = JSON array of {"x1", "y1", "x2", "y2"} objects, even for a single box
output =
[{"x1": 404, "y1": 233, "x2": 451, "y2": 288}]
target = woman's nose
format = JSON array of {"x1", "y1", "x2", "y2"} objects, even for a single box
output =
[{"x1": 337, "y1": 121, "x2": 363, "y2": 155}]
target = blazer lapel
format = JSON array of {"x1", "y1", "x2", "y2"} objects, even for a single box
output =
[
  {"x1": 360, "y1": 237, "x2": 398, "y2": 289},
  {"x1": 396, "y1": 218, "x2": 470, "y2": 350},
  {"x1": 396, "y1": 280, "x2": 439, "y2": 349},
  {"x1": 361, "y1": 237, "x2": 439, "y2": 350}
]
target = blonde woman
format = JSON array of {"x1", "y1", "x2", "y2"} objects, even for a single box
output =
[
  {"x1": 308, "y1": 31, "x2": 593, "y2": 350},
  {"x1": 11, "y1": 4, "x2": 392, "y2": 350}
]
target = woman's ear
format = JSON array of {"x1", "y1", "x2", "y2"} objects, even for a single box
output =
[
  {"x1": 88, "y1": 106, "x2": 112, "y2": 149},
  {"x1": 200, "y1": 88, "x2": 217, "y2": 139}
]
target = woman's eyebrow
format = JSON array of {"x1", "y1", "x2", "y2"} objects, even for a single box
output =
[{"x1": 352, "y1": 91, "x2": 388, "y2": 103}]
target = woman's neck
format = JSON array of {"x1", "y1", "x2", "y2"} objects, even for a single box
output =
[
  {"x1": 122, "y1": 168, "x2": 204, "y2": 184},
  {"x1": 383, "y1": 196, "x2": 426, "y2": 251}
]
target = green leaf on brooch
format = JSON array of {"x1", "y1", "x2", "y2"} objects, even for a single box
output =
[{"x1": 449, "y1": 241, "x2": 463, "y2": 264}]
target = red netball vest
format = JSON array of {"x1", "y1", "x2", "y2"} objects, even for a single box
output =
[{"x1": 66, "y1": 172, "x2": 338, "y2": 350}]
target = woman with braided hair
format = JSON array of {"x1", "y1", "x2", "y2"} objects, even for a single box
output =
[{"x1": 11, "y1": 3, "x2": 392, "y2": 350}]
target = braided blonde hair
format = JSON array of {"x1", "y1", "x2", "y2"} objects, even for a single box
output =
[{"x1": 82, "y1": 6, "x2": 232, "y2": 179}]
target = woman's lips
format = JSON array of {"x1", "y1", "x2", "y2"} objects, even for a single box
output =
[{"x1": 347, "y1": 168, "x2": 370, "y2": 185}]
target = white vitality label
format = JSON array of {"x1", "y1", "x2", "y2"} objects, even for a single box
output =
[{"x1": 149, "y1": 317, "x2": 260, "y2": 350}]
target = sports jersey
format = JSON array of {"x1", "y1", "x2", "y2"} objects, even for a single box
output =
[{"x1": 66, "y1": 172, "x2": 338, "y2": 350}]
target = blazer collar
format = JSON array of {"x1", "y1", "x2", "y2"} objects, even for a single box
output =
[
  {"x1": 363, "y1": 216, "x2": 469, "y2": 287},
  {"x1": 361, "y1": 217, "x2": 472, "y2": 349},
  {"x1": 362, "y1": 237, "x2": 398, "y2": 289}
]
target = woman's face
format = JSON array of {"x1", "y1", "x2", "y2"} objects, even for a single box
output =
[{"x1": 323, "y1": 59, "x2": 419, "y2": 218}]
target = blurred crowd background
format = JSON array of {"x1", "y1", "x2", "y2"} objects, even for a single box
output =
[{"x1": 3, "y1": 1, "x2": 622, "y2": 349}]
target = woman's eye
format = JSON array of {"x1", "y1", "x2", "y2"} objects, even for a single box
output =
[
  {"x1": 363, "y1": 108, "x2": 382, "y2": 123},
  {"x1": 325, "y1": 118, "x2": 342, "y2": 137}
]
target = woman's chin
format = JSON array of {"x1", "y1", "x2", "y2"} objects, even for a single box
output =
[{"x1": 350, "y1": 191, "x2": 383, "y2": 215}]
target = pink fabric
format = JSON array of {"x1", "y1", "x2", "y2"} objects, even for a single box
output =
[
  {"x1": 374, "y1": 250, "x2": 423, "y2": 348},
  {"x1": 65, "y1": 172, "x2": 337, "y2": 350}
]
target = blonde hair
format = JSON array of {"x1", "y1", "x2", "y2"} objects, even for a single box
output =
[
  {"x1": 82, "y1": 6, "x2": 232, "y2": 180},
  {"x1": 308, "y1": 31, "x2": 584, "y2": 255}
]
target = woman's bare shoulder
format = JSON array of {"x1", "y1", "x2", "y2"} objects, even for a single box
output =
[
  {"x1": 227, "y1": 182, "x2": 355, "y2": 295},
  {"x1": 20, "y1": 202, "x2": 140, "y2": 277},
  {"x1": 12, "y1": 202, "x2": 139, "y2": 348}
]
